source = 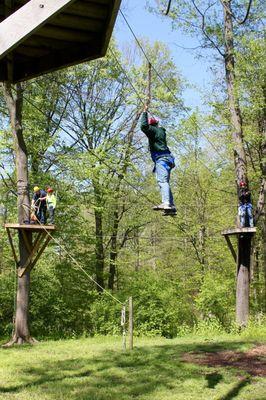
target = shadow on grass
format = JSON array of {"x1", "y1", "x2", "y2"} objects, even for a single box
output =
[
  {"x1": 0, "y1": 340, "x2": 254, "y2": 400},
  {"x1": 205, "y1": 372, "x2": 223, "y2": 388},
  {"x1": 220, "y1": 377, "x2": 250, "y2": 400}
]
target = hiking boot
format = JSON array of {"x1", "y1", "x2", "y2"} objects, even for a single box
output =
[{"x1": 163, "y1": 206, "x2": 177, "y2": 216}]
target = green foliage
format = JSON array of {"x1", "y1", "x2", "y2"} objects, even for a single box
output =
[
  {"x1": 195, "y1": 272, "x2": 235, "y2": 327},
  {"x1": 0, "y1": 271, "x2": 15, "y2": 337},
  {"x1": 0, "y1": 28, "x2": 265, "y2": 342}
]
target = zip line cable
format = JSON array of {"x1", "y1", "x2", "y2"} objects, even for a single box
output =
[
  {"x1": 8, "y1": 85, "x2": 235, "y2": 237},
  {"x1": 118, "y1": 9, "x2": 226, "y2": 160},
  {"x1": 21, "y1": 203, "x2": 123, "y2": 305},
  {"x1": 20, "y1": 93, "x2": 166, "y2": 211},
  {"x1": 5, "y1": 47, "x2": 236, "y2": 232},
  {"x1": 5, "y1": 79, "x2": 235, "y2": 234},
  {"x1": 29, "y1": 56, "x2": 234, "y2": 197},
  {"x1": 108, "y1": 47, "x2": 235, "y2": 193}
]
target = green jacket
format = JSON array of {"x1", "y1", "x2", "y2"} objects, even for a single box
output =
[{"x1": 140, "y1": 112, "x2": 170, "y2": 154}]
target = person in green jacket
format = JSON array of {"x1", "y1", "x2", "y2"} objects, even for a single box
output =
[
  {"x1": 140, "y1": 105, "x2": 176, "y2": 213},
  {"x1": 46, "y1": 187, "x2": 57, "y2": 224}
]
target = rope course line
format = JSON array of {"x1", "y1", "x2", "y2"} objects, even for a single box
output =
[
  {"x1": 6, "y1": 53, "x2": 236, "y2": 235},
  {"x1": 108, "y1": 46, "x2": 235, "y2": 191},
  {"x1": 119, "y1": 9, "x2": 227, "y2": 160},
  {"x1": 5, "y1": 89, "x2": 236, "y2": 241},
  {"x1": 21, "y1": 203, "x2": 124, "y2": 305},
  {"x1": 20, "y1": 92, "x2": 160, "y2": 208},
  {"x1": 12, "y1": 63, "x2": 234, "y2": 198},
  {"x1": 12, "y1": 95, "x2": 193, "y2": 243}
]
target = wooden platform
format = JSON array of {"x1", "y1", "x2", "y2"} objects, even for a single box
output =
[
  {"x1": 221, "y1": 227, "x2": 256, "y2": 236},
  {"x1": 5, "y1": 223, "x2": 56, "y2": 231},
  {"x1": 221, "y1": 227, "x2": 256, "y2": 262},
  {"x1": 4, "y1": 223, "x2": 56, "y2": 277}
]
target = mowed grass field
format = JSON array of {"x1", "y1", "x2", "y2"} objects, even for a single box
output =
[{"x1": 0, "y1": 333, "x2": 265, "y2": 400}]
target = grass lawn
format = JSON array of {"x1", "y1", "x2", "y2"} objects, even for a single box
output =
[{"x1": 0, "y1": 333, "x2": 265, "y2": 400}]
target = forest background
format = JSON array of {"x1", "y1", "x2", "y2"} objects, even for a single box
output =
[{"x1": 0, "y1": 0, "x2": 265, "y2": 340}]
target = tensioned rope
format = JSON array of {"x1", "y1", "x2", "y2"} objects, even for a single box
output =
[
  {"x1": 107, "y1": 48, "x2": 235, "y2": 196},
  {"x1": 6, "y1": 46, "x2": 235, "y2": 232},
  {"x1": 28, "y1": 56, "x2": 235, "y2": 197},
  {"x1": 21, "y1": 203, "x2": 123, "y2": 305},
  {"x1": 4, "y1": 88, "x2": 236, "y2": 243},
  {"x1": 118, "y1": 9, "x2": 227, "y2": 160},
  {"x1": 2, "y1": 83, "x2": 236, "y2": 263}
]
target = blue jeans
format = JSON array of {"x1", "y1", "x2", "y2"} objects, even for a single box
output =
[
  {"x1": 37, "y1": 207, "x2": 47, "y2": 224},
  {"x1": 155, "y1": 157, "x2": 175, "y2": 206},
  {"x1": 238, "y1": 203, "x2": 254, "y2": 227}
]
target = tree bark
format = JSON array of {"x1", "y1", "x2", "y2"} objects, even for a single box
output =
[
  {"x1": 92, "y1": 176, "x2": 104, "y2": 292},
  {"x1": 236, "y1": 234, "x2": 251, "y2": 327},
  {"x1": 2, "y1": 82, "x2": 34, "y2": 346},
  {"x1": 108, "y1": 111, "x2": 141, "y2": 289},
  {"x1": 223, "y1": 0, "x2": 247, "y2": 186},
  {"x1": 108, "y1": 207, "x2": 119, "y2": 289},
  {"x1": 222, "y1": 0, "x2": 251, "y2": 326}
]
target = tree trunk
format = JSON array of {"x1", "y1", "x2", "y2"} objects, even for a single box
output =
[
  {"x1": 222, "y1": 0, "x2": 251, "y2": 326},
  {"x1": 251, "y1": 245, "x2": 259, "y2": 309},
  {"x1": 2, "y1": 82, "x2": 34, "y2": 346},
  {"x1": 236, "y1": 234, "x2": 251, "y2": 327},
  {"x1": 108, "y1": 207, "x2": 119, "y2": 289},
  {"x1": 263, "y1": 215, "x2": 266, "y2": 312},
  {"x1": 92, "y1": 177, "x2": 104, "y2": 292},
  {"x1": 107, "y1": 111, "x2": 141, "y2": 289},
  {"x1": 223, "y1": 0, "x2": 247, "y2": 186}
]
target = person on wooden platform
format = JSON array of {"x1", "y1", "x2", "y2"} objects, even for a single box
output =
[
  {"x1": 46, "y1": 187, "x2": 57, "y2": 225},
  {"x1": 238, "y1": 181, "x2": 254, "y2": 227},
  {"x1": 32, "y1": 186, "x2": 47, "y2": 225},
  {"x1": 140, "y1": 104, "x2": 176, "y2": 214}
]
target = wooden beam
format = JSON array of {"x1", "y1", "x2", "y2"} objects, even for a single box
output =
[
  {"x1": 4, "y1": 223, "x2": 55, "y2": 231},
  {"x1": 0, "y1": 0, "x2": 76, "y2": 60},
  {"x1": 63, "y1": 3, "x2": 108, "y2": 19},
  {"x1": 18, "y1": 232, "x2": 46, "y2": 274},
  {"x1": 6, "y1": 227, "x2": 19, "y2": 266},
  {"x1": 48, "y1": 14, "x2": 104, "y2": 32},
  {"x1": 14, "y1": 40, "x2": 101, "y2": 82},
  {"x1": 18, "y1": 233, "x2": 51, "y2": 277},
  {"x1": 21, "y1": 229, "x2": 32, "y2": 254},
  {"x1": 101, "y1": 0, "x2": 122, "y2": 56},
  {"x1": 224, "y1": 235, "x2": 237, "y2": 262},
  {"x1": 30, "y1": 235, "x2": 51, "y2": 270},
  {"x1": 37, "y1": 24, "x2": 97, "y2": 42},
  {"x1": 221, "y1": 227, "x2": 256, "y2": 236}
]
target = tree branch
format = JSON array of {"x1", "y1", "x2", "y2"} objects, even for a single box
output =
[{"x1": 191, "y1": 0, "x2": 225, "y2": 57}]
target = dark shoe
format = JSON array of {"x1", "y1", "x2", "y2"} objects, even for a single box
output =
[
  {"x1": 153, "y1": 203, "x2": 172, "y2": 211},
  {"x1": 163, "y1": 206, "x2": 177, "y2": 216}
]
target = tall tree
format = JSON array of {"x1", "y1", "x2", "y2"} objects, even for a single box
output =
[
  {"x1": 1, "y1": 82, "x2": 34, "y2": 345},
  {"x1": 151, "y1": 0, "x2": 265, "y2": 326}
]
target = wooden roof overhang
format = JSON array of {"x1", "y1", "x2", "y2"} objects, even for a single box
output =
[{"x1": 0, "y1": 0, "x2": 121, "y2": 83}]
